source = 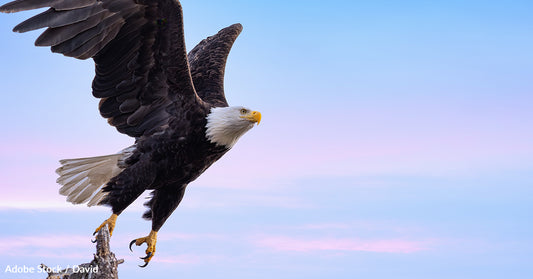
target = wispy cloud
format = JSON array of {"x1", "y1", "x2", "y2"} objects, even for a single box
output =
[
  {"x1": 153, "y1": 254, "x2": 225, "y2": 265},
  {"x1": 253, "y1": 235, "x2": 430, "y2": 254},
  {"x1": 157, "y1": 232, "x2": 228, "y2": 241},
  {"x1": 0, "y1": 235, "x2": 91, "y2": 250},
  {"x1": 292, "y1": 221, "x2": 427, "y2": 235}
]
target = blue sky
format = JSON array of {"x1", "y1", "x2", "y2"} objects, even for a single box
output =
[{"x1": 1, "y1": 0, "x2": 532, "y2": 278}]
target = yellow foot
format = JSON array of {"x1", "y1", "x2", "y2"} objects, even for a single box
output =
[
  {"x1": 129, "y1": 230, "x2": 158, "y2": 267},
  {"x1": 93, "y1": 214, "x2": 118, "y2": 237}
]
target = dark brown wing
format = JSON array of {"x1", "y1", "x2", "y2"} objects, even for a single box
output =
[
  {"x1": 188, "y1": 23, "x2": 243, "y2": 108},
  {"x1": 0, "y1": 0, "x2": 203, "y2": 137}
]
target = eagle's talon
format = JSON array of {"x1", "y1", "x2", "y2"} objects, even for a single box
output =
[
  {"x1": 94, "y1": 214, "x2": 118, "y2": 237},
  {"x1": 129, "y1": 230, "x2": 157, "y2": 267},
  {"x1": 91, "y1": 238, "x2": 97, "y2": 243},
  {"x1": 129, "y1": 239, "x2": 136, "y2": 252},
  {"x1": 139, "y1": 262, "x2": 149, "y2": 268},
  {"x1": 140, "y1": 252, "x2": 152, "y2": 260}
]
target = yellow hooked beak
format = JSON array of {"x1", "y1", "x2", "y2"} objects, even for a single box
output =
[{"x1": 241, "y1": 111, "x2": 262, "y2": 125}]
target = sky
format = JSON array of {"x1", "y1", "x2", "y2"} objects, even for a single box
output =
[{"x1": 0, "y1": 0, "x2": 532, "y2": 278}]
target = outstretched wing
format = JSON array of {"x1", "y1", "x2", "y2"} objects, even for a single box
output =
[
  {"x1": 0, "y1": 0, "x2": 202, "y2": 137},
  {"x1": 188, "y1": 23, "x2": 243, "y2": 108}
]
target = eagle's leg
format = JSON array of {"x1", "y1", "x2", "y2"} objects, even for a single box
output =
[
  {"x1": 129, "y1": 230, "x2": 158, "y2": 267},
  {"x1": 95, "y1": 159, "x2": 156, "y2": 241},
  {"x1": 93, "y1": 213, "x2": 118, "y2": 236},
  {"x1": 129, "y1": 186, "x2": 186, "y2": 267}
]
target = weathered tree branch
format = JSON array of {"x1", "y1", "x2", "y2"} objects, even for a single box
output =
[{"x1": 42, "y1": 225, "x2": 123, "y2": 279}]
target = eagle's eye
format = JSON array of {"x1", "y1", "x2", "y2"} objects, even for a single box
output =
[{"x1": 240, "y1": 109, "x2": 248, "y2": 115}]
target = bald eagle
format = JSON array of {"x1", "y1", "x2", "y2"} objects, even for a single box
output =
[{"x1": 0, "y1": 0, "x2": 260, "y2": 267}]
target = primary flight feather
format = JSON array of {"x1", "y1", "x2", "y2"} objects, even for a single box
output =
[{"x1": 0, "y1": 0, "x2": 261, "y2": 267}]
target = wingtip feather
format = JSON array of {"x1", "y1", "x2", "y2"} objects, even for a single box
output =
[
  {"x1": 0, "y1": 0, "x2": 57, "y2": 13},
  {"x1": 232, "y1": 23, "x2": 243, "y2": 31}
]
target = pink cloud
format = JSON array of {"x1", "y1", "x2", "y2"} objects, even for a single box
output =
[
  {"x1": 0, "y1": 132, "x2": 130, "y2": 159},
  {"x1": 152, "y1": 254, "x2": 225, "y2": 265},
  {"x1": 158, "y1": 232, "x2": 227, "y2": 241},
  {"x1": 254, "y1": 235, "x2": 430, "y2": 254},
  {"x1": 298, "y1": 223, "x2": 352, "y2": 230},
  {"x1": 0, "y1": 234, "x2": 95, "y2": 260}
]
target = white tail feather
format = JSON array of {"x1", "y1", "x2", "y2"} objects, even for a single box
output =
[{"x1": 56, "y1": 154, "x2": 124, "y2": 206}]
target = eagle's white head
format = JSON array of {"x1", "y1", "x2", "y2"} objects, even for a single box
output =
[{"x1": 205, "y1": 106, "x2": 261, "y2": 148}]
